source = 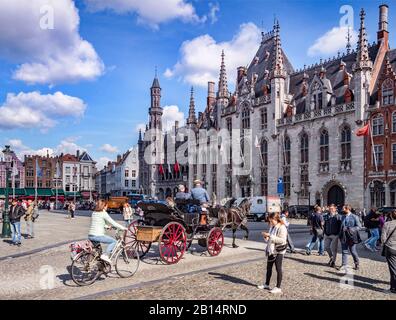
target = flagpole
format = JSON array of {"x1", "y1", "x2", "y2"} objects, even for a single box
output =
[
  {"x1": 35, "y1": 158, "x2": 38, "y2": 204},
  {"x1": 369, "y1": 122, "x2": 378, "y2": 172}
]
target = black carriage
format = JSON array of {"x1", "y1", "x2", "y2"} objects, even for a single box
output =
[{"x1": 125, "y1": 199, "x2": 224, "y2": 264}]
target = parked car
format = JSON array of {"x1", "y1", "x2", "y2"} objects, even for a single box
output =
[{"x1": 287, "y1": 205, "x2": 315, "y2": 219}]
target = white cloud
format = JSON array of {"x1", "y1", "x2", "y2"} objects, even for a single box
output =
[
  {"x1": 0, "y1": 0, "x2": 104, "y2": 85},
  {"x1": 0, "y1": 91, "x2": 86, "y2": 131},
  {"x1": 165, "y1": 22, "x2": 261, "y2": 86},
  {"x1": 206, "y1": 2, "x2": 219, "y2": 24},
  {"x1": 308, "y1": 26, "x2": 358, "y2": 57},
  {"x1": 84, "y1": 0, "x2": 202, "y2": 29},
  {"x1": 100, "y1": 143, "x2": 119, "y2": 153},
  {"x1": 97, "y1": 157, "x2": 112, "y2": 170},
  {"x1": 8, "y1": 137, "x2": 87, "y2": 159},
  {"x1": 162, "y1": 105, "x2": 185, "y2": 131}
]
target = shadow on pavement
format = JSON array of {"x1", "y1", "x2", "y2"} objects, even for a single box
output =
[
  {"x1": 208, "y1": 272, "x2": 257, "y2": 287},
  {"x1": 326, "y1": 270, "x2": 389, "y2": 286},
  {"x1": 304, "y1": 272, "x2": 387, "y2": 294},
  {"x1": 285, "y1": 255, "x2": 328, "y2": 267},
  {"x1": 244, "y1": 247, "x2": 265, "y2": 252}
]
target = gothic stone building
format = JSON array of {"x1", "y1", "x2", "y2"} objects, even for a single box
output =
[{"x1": 139, "y1": 5, "x2": 394, "y2": 210}]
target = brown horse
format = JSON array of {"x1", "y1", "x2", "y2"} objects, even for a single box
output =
[{"x1": 217, "y1": 198, "x2": 251, "y2": 248}]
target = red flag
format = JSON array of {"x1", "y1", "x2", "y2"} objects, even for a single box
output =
[
  {"x1": 174, "y1": 161, "x2": 180, "y2": 173},
  {"x1": 356, "y1": 124, "x2": 369, "y2": 137},
  {"x1": 158, "y1": 164, "x2": 164, "y2": 175}
]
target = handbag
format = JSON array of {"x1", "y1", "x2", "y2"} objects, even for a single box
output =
[
  {"x1": 314, "y1": 227, "x2": 324, "y2": 239},
  {"x1": 381, "y1": 225, "x2": 396, "y2": 257}
]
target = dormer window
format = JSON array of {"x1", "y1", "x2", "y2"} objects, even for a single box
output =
[
  {"x1": 382, "y1": 78, "x2": 394, "y2": 106},
  {"x1": 310, "y1": 81, "x2": 323, "y2": 110}
]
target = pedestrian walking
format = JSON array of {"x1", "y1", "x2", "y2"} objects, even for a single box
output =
[
  {"x1": 123, "y1": 202, "x2": 134, "y2": 227},
  {"x1": 323, "y1": 204, "x2": 342, "y2": 268},
  {"x1": 9, "y1": 199, "x2": 26, "y2": 246},
  {"x1": 306, "y1": 205, "x2": 325, "y2": 256},
  {"x1": 24, "y1": 199, "x2": 36, "y2": 239},
  {"x1": 69, "y1": 201, "x2": 76, "y2": 219},
  {"x1": 381, "y1": 209, "x2": 396, "y2": 294},
  {"x1": 258, "y1": 212, "x2": 288, "y2": 294},
  {"x1": 339, "y1": 204, "x2": 362, "y2": 272},
  {"x1": 281, "y1": 209, "x2": 296, "y2": 253},
  {"x1": 363, "y1": 208, "x2": 381, "y2": 252}
]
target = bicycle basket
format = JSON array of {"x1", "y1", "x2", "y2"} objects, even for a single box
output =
[{"x1": 69, "y1": 240, "x2": 94, "y2": 260}]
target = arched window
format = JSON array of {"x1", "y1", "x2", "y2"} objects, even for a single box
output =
[
  {"x1": 370, "y1": 180, "x2": 385, "y2": 208},
  {"x1": 340, "y1": 126, "x2": 352, "y2": 171},
  {"x1": 300, "y1": 133, "x2": 309, "y2": 198},
  {"x1": 382, "y1": 78, "x2": 394, "y2": 106},
  {"x1": 260, "y1": 139, "x2": 268, "y2": 196},
  {"x1": 283, "y1": 136, "x2": 291, "y2": 197},
  {"x1": 300, "y1": 133, "x2": 309, "y2": 164},
  {"x1": 319, "y1": 129, "x2": 329, "y2": 172},
  {"x1": 372, "y1": 114, "x2": 384, "y2": 136}
]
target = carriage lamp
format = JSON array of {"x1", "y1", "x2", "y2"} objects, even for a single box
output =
[{"x1": 1, "y1": 146, "x2": 12, "y2": 238}]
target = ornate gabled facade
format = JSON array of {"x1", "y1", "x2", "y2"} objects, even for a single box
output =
[{"x1": 138, "y1": 4, "x2": 396, "y2": 210}]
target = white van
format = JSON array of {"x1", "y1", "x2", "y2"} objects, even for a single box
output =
[{"x1": 234, "y1": 196, "x2": 281, "y2": 221}]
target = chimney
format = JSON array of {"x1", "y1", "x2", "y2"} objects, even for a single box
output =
[
  {"x1": 237, "y1": 66, "x2": 246, "y2": 83},
  {"x1": 117, "y1": 154, "x2": 121, "y2": 162},
  {"x1": 378, "y1": 4, "x2": 389, "y2": 46},
  {"x1": 76, "y1": 149, "x2": 80, "y2": 159},
  {"x1": 175, "y1": 121, "x2": 179, "y2": 130}
]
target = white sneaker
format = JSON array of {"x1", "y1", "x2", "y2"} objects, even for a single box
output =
[
  {"x1": 257, "y1": 284, "x2": 271, "y2": 290},
  {"x1": 364, "y1": 243, "x2": 374, "y2": 252},
  {"x1": 100, "y1": 254, "x2": 111, "y2": 264},
  {"x1": 269, "y1": 287, "x2": 282, "y2": 294}
]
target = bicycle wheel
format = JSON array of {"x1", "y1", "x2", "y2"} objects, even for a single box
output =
[
  {"x1": 70, "y1": 252, "x2": 101, "y2": 286},
  {"x1": 115, "y1": 246, "x2": 140, "y2": 278}
]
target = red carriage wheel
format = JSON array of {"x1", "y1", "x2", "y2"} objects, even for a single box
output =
[
  {"x1": 207, "y1": 227, "x2": 224, "y2": 257},
  {"x1": 159, "y1": 222, "x2": 187, "y2": 264},
  {"x1": 124, "y1": 220, "x2": 152, "y2": 258}
]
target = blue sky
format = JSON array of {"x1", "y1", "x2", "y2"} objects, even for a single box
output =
[{"x1": 0, "y1": 0, "x2": 394, "y2": 168}]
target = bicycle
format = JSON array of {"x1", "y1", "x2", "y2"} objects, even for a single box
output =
[{"x1": 70, "y1": 229, "x2": 140, "y2": 286}]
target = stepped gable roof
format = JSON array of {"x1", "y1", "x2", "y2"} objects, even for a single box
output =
[
  {"x1": 370, "y1": 48, "x2": 396, "y2": 105},
  {"x1": 62, "y1": 154, "x2": 78, "y2": 162},
  {"x1": 290, "y1": 44, "x2": 380, "y2": 114},
  {"x1": 243, "y1": 32, "x2": 294, "y2": 97}
]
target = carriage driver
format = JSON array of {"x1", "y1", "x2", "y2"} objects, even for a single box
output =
[{"x1": 191, "y1": 180, "x2": 211, "y2": 224}]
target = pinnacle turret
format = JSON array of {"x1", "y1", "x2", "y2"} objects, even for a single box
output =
[
  {"x1": 271, "y1": 20, "x2": 286, "y2": 79},
  {"x1": 218, "y1": 50, "x2": 229, "y2": 99},
  {"x1": 354, "y1": 8, "x2": 373, "y2": 71},
  {"x1": 187, "y1": 87, "x2": 197, "y2": 126}
]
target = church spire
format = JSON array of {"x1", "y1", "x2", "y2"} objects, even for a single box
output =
[
  {"x1": 187, "y1": 87, "x2": 197, "y2": 126},
  {"x1": 149, "y1": 70, "x2": 162, "y2": 130},
  {"x1": 355, "y1": 8, "x2": 373, "y2": 71},
  {"x1": 218, "y1": 50, "x2": 229, "y2": 99},
  {"x1": 271, "y1": 20, "x2": 286, "y2": 79}
]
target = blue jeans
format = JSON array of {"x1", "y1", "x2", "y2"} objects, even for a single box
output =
[
  {"x1": 88, "y1": 235, "x2": 116, "y2": 255},
  {"x1": 365, "y1": 228, "x2": 379, "y2": 249},
  {"x1": 306, "y1": 235, "x2": 324, "y2": 254},
  {"x1": 341, "y1": 242, "x2": 359, "y2": 266},
  {"x1": 11, "y1": 222, "x2": 21, "y2": 243}
]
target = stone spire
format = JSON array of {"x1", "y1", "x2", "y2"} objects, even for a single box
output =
[
  {"x1": 187, "y1": 87, "x2": 197, "y2": 126},
  {"x1": 271, "y1": 20, "x2": 286, "y2": 79},
  {"x1": 218, "y1": 50, "x2": 229, "y2": 99},
  {"x1": 346, "y1": 26, "x2": 352, "y2": 55},
  {"x1": 138, "y1": 129, "x2": 142, "y2": 141},
  {"x1": 354, "y1": 8, "x2": 373, "y2": 71},
  {"x1": 149, "y1": 70, "x2": 163, "y2": 130}
]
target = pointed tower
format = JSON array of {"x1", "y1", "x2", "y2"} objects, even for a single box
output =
[
  {"x1": 149, "y1": 69, "x2": 163, "y2": 130},
  {"x1": 217, "y1": 50, "x2": 229, "y2": 99},
  {"x1": 187, "y1": 87, "x2": 197, "y2": 127},
  {"x1": 354, "y1": 8, "x2": 373, "y2": 122},
  {"x1": 270, "y1": 20, "x2": 287, "y2": 130}
]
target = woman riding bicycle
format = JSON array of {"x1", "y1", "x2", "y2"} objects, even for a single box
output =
[{"x1": 88, "y1": 199, "x2": 127, "y2": 264}]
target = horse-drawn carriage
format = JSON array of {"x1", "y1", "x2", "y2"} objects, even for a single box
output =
[{"x1": 124, "y1": 199, "x2": 225, "y2": 264}]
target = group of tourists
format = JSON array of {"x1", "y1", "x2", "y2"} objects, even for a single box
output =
[{"x1": 7, "y1": 199, "x2": 39, "y2": 246}]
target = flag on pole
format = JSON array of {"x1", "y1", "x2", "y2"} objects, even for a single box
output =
[
  {"x1": 174, "y1": 161, "x2": 180, "y2": 174},
  {"x1": 158, "y1": 164, "x2": 164, "y2": 175},
  {"x1": 356, "y1": 124, "x2": 369, "y2": 136}
]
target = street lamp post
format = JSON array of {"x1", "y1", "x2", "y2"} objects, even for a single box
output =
[{"x1": 1, "y1": 146, "x2": 12, "y2": 238}]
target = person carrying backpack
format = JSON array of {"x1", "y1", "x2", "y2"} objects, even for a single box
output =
[{"x1": 9, "y1": 199, "x2": 26, "y2": 246}]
